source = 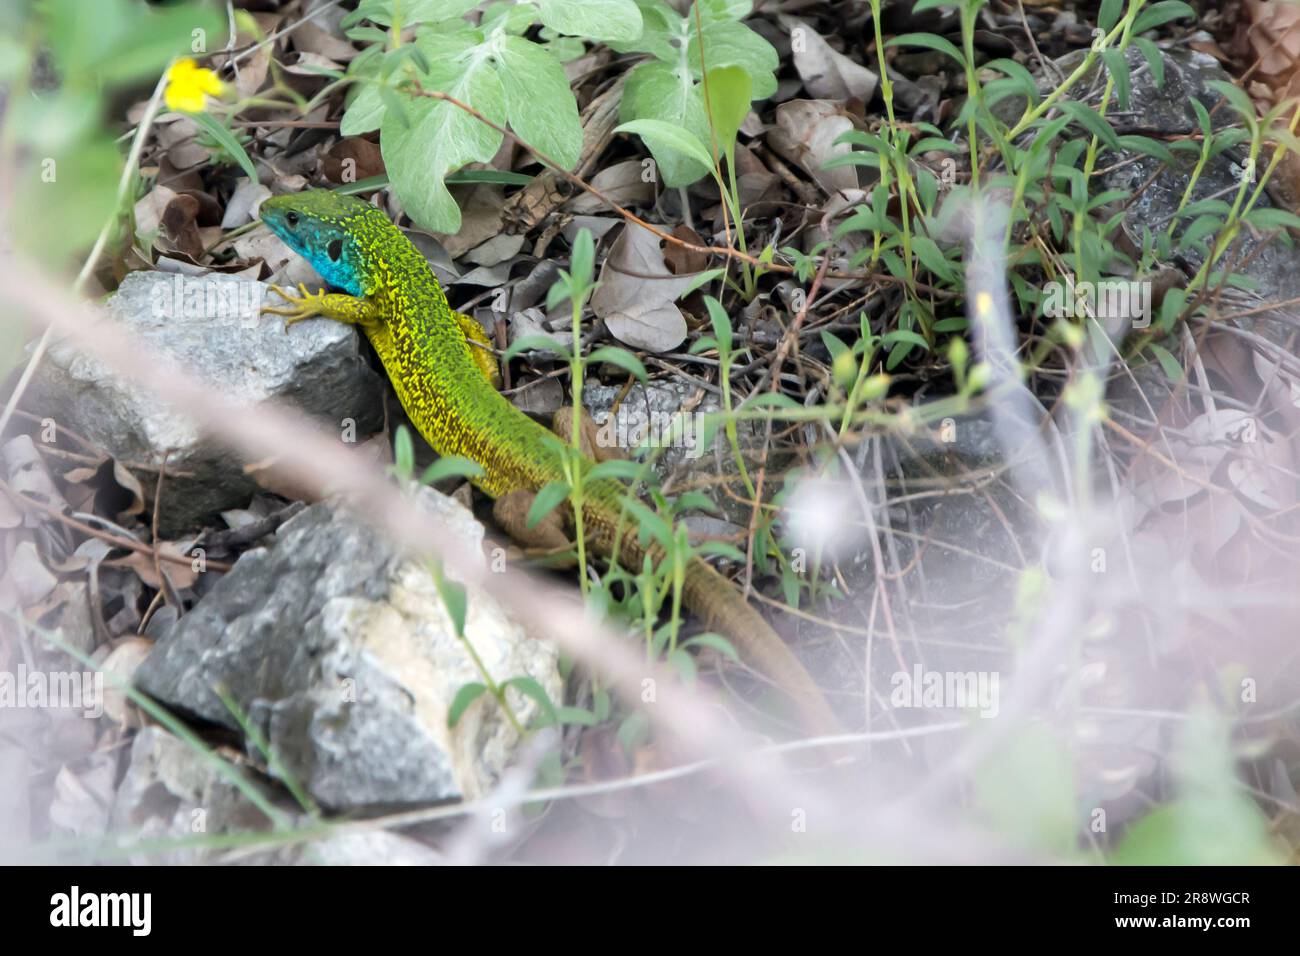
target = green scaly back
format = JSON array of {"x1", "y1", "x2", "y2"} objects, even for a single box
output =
[{"x1": 260, "y1": 190, "x2": 839, "y2": 733}]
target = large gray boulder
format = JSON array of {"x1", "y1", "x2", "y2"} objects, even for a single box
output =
[
  {"x1": 134, "y1": 487, "x2": 563, "y2": 812},
  {"x1": 23, "y1": 271, "x2": 385, "y2": 533}
]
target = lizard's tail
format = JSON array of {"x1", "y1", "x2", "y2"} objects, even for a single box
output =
[
  {"x1": 681, "y1": 555, "x2": 842, "y2": 735},
  {"x1": 582, "y1": 487, "x2": 840, "y2": 734}
]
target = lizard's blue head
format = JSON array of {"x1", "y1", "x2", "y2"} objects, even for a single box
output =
[{"x1": 260, "y1": 190, "x2": 387, "y2": 296}]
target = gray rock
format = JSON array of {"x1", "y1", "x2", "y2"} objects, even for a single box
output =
[
  {"x1": 583, "y1": 380, "x2": 734, "y2": 479},
  {"x1": 110, "y1": 726, "x2": 449, "y2": 864},
  {"x1": 23, "y1": 272, "x2": 385, "y2": 533},
  {"x1": 1056, "y1": 47, "x2": 1300, "y2": 420},
  {"x1": 134, "y1": 487, "x2": 562, "y2": 812},
  {"x1": 1099, "y1": 48, "x2": 1300, "y2": 313},
  {"x1": 110, "y1": 726, "x2": 285, "y2": 864},
  {"x1": 1027, "y1": 47, "x2": 1300, "y2": 356},
  {"x1": 288, "y1": 829, "x2": 444, "y2": 865}
]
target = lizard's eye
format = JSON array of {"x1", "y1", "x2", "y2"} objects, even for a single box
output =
[{"x1": 285, "y1": 211, "x2": 300, "y2": 228}]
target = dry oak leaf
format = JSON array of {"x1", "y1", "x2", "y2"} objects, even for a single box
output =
[{"x1": 590, "y1": 221, "x2": 698, "y2": 352}]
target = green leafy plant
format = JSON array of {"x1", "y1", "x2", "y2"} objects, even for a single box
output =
[
  {"x1": 334, "y1": 0, "x2": 777, "y2": 238},
  {"x1": 611, "y1": 0, "x2": 777, "y2": 187},
  {"x1": 337, "y1": 0, "x2": 626, "y2": 231}
]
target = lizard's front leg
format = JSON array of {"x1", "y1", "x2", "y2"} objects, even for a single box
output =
[{"x1": 263, "y1": 282, "x2": 381, "y2": 330}]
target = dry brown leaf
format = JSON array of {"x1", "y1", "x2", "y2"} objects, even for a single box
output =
[
  {"x1": 779, "y1": 15, "x2": 878, "y2": 102},
  {"x1": 112, "y1": 459, "x2": 146, "y2": 520},
  {"x1": 767, "y1": 99, "x2": 857, "y2": 195},
  {"x1": 117, "y1": 537, "x2": 200, "y2": 591},
  {"x1": 4, "y1": 539, "x2": 58, "y2": 606},
  {"x1": 99, "y1": 637, "x2": 155, "y2": 728},
  {"x1": 323, "y1": 137, "x2": 386, "y2": 185},
  {"x1": 564, "y1": 158, "x2": 655, "y2": 215},
  {"x1": 590, "y1": 222, "x2": 694, "y2": 352},
  {"x1": 662, "y1": 224, "x2": 709, "y2": 275},
  {"x1": 1246, "y1": 0, "x2": 1300, "y2": 89}
]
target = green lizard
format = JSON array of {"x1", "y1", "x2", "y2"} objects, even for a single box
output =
[{"x1": 259, "y1": 190, "x2": 838, "y2": 734}]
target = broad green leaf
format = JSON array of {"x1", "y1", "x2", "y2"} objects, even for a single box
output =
[
  {"x1": 15, "y1": 135, "x2": 120, "y2": 260},
  {"x1": 555, "y1": 705, "x2": 599, "y2": 726},
  {"x1": 609, "y1": 0, "x2": 678, "y2": 60},
  {"x1": 703, "y1": 65, "x2": 751, "y2": 155},
  {"x1": 496, "y1": 35, "x2": 582, "y2": 169},
  {"x1": 911, "y1": 235, "x2": 958, "y2": 284},
  {"x1": 586, "y1": 458, "x2": 652, "y2": 483},
  {"x1": 1116, "y1": 134, "x2": 1174, "y2": 165},
  {"x1": 703, "y1": 295, "x2": 733, "y2": 353},
  {"x1": 380, "y1": 57, "x2": 505, "y2": 232},
  {"x1": 431, "y1": 567, "x2": 468, "y2": 636},
  {"x1": 1098, "y1": 0, "x2": 1124, "y2": 31},
  {"x1": 1159, "y1": 286, "x2": 1188, "y2": 330},
  {"x1": 44, "y1": 0, "x2": 224, "y2": 87},
  {"x1": 686, "y1": 18, "x2": 779, "y2": 98},
  {"x1": 882, "y1": 329, "x2": 929, "y2": 351},
  {"x1": 1133, "y1": 36, "x2": 1164, "y2": 87},
  {"x1": 984, "y1": 58, "x2": 1039, "y2": 105},
  {"x1": 10, "y1": 90, "x2": 99, "y2": 155},
  {"x1": 479, "y1": 0, "x2": 540, "y2": 34},
  {"x1": 393, "y1": 424, "x2": 415, "y2": 477},
  {"x1": 666, "y1": 648, "x2": 697, "y2": 682},
  {"x1": 413, "y1": 19, "x2": 483, "y2": 60},
  {"x1": 1058, "y1": 100, "x2": 1120, "y2": 151},
  {"x1": 537, "y1": 0, "x2": 642, "y2": 43},
  {"x1": 681, "y1": 632, "x2": 740, "y2": 662},
  {"x1": 1100, "y1": 48, "x2": 1131, "y2": 112},
  {"x1": 504, "y1": 333, "x2": 571, "y2": 361},
  {"x1": 1177, "y1": 213, "x2": 1222, "y2": 251},
  {"x1": 349, "y1": 0, "x2": 482, "y2": 27},
  {"x1": 695, "y1": 0, "x2": 751, "y2": 20},
  {"x1": 1146, "y1": 342, "x2": 1185, "y2": 383},
  {"x1": 570, "y1": 226, "x2": 596, "y2": 286},
  {"x1": 446, "y1": 169, "x2": 534, "y2": 185},
  {"x1": 1245, "y1": 207, "x2": 1300, "y2": 232},
  {"x1": 620, "y1": 61, "x2": 713, "y2": 186},
  {"x1": 1207, "y1": 79, "x2": 1259, "y2": 131},
  {"x1": 1112, "y1": 709, "x2": 1283, "y2": 865},
  {"x1": 680, "y1": 267, "x2": 725, "y2": 296},
  {"x1": 615, "y1": 117, "x2": 717, "y2": 183},
  {"x1": 617, "y1": 710, "x2": 652, "y2": 754}
]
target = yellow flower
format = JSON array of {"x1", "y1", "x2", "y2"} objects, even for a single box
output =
[{"x1": 164, "y1": 59, "x2": 226, "y2": 113}]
